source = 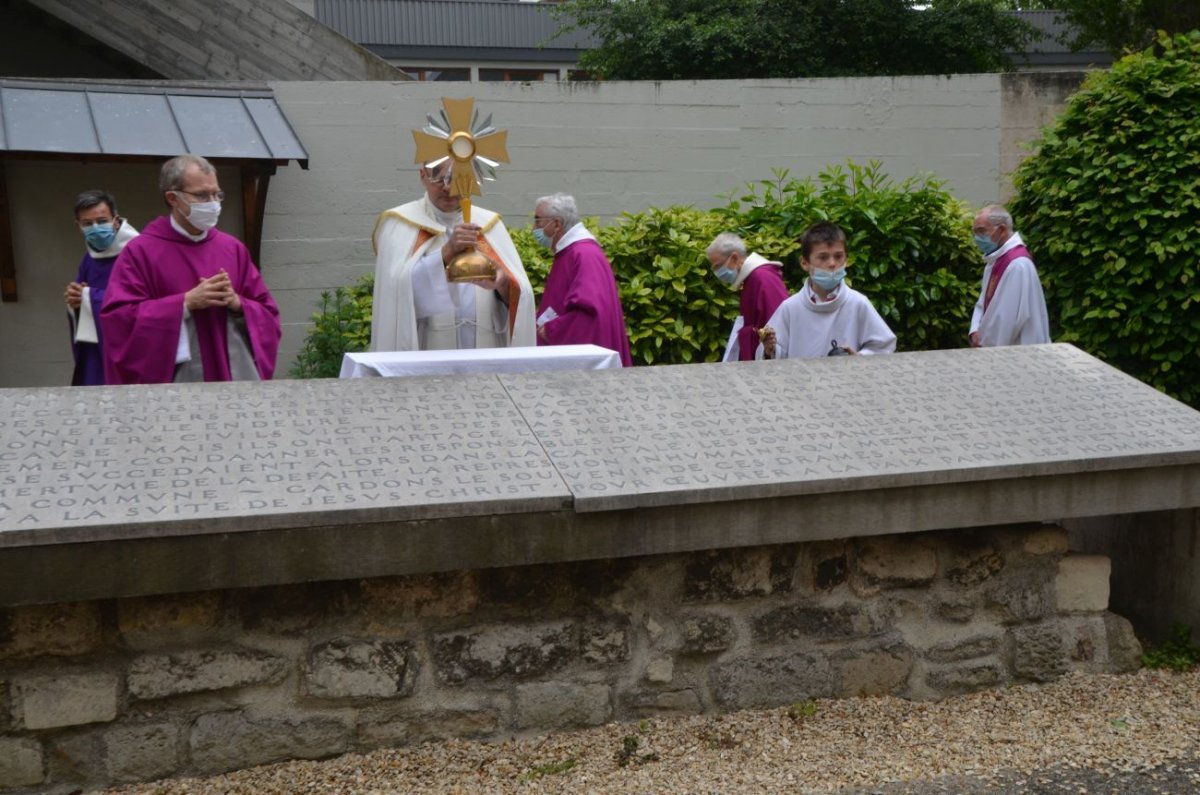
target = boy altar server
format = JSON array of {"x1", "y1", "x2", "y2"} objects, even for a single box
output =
[{"x1": 759, "y1": 222, "x2": 895, "y2": 359}]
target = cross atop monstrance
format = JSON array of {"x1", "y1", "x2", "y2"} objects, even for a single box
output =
[{"x1": 412, "y1": 97, "x2": 510, "y2": 282}]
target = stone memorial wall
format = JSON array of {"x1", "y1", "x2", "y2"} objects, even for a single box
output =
[
  {"x1": 507, "y1": 344, "x2": 1200, "y2": 511},
  {"x1": 0, "y1": 526, "x2": 1141, "y2": 793},
  {"x1": 0, "y1": 377, "x2": 570, "y2": 545},
  {"x1": 2, "y1": 344, "x2": 1199, "y2": 791}
]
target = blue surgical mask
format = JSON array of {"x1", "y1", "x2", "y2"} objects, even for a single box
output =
[
  {"x1": 974, "y1": 234, "x2": 999, "y2": 257},
  {"x1": 714, "y1": 265, "x2": 737, "y2": 285},
  {"x1": 533, "y1": 227, "x2": 553, "y2": 249},
  {"x1": 809, "y1": 266, "x2": 846, "y2": 292},
  {"x1": 83, "y1": 222, "x2": 116, "y2": 251}
]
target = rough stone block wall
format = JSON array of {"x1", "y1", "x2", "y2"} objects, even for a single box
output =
[{"x1": 0, "y1": 525, "x2": 1140, "y2": 793}]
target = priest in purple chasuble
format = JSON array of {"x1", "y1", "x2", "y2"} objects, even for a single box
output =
[
  {"x1": 370, "y1": 163, "x2": 535, "y2": 352},
  {"x1": 531, "y1": 193, "x2": 633, "y2": 367},
  {"x1": 63, "y1": 189, "x2": 140, "y2": 385},
  {"x1": 101, "y1": 155, "x2": 281, "y2": 385},
  {"x1": 705, "y1": 232, "x2": 791, "y2": 362}
]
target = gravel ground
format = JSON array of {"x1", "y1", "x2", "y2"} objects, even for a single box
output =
[{"x1": 105, "y1": 669, "x2": 1200, "y2": 795}]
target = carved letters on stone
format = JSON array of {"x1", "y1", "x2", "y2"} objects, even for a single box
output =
[{"x1": 3, "y1": 345, "x2": 1199, "y2": 541}]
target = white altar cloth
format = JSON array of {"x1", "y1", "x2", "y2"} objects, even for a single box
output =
[{"x1": 339, "y1": 344, "x2": 623, "y2": 378}]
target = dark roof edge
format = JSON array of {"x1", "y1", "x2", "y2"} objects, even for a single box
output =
[
  {"x1": 365, "y1": 45, "x2": 580, "y2": 64},
  {"x1": 0, "y1": 77, "x2": 275, "y2": 96}
]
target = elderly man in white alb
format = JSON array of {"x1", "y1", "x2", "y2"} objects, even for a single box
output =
[
  {"x1": 370, "y1": 162, "x2": 535, "y2": 351},
  {"x1": 969, "y1": 204, "x2": 1050, "y2": 348}
]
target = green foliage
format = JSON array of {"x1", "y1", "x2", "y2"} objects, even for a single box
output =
[
  {"x1": 1141, "y1": 624, "x2": 1200, "y2": 672},
  {"x1": 597, "y1": 206, "x2": 734, "y2": 365},
  {"x1": 614, "y1": 733, "x2": 660, "y2": 767},
  {"x1": 1049, "y1": 0, "x2": 1200, "y2": 56},
  {"x1": 557, "y1": 0, "x2": 1033, "y2": 80},
  {"x1": 289, "y1": 275, "x2": 374, "y2": 378},
  {"x1": 1010, "y1": 32, "x2": 1200, "y2": 406},
  {"x1": 510, "y1": 225, "x2": 554, "y2": 296},
  {"x1": 715, "y1": 162, "x2": 981, "y2": 352},
  {"x1": 293, "y1": 160, "x2": 981, "y2": 374},
  {"x1": 521, "y1": 757, "x2": 577, "y2": 779},
  {"x1": 787, "y1": 699, "x2": 819, "y2": 721}
]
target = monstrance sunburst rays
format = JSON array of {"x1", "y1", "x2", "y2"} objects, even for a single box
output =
[
  {"x1": 412, "y1": 97, "x2": 510, "y2": 217},
  {"x1": 411, "y1": 98, "x2": 510, "y2": 282}
]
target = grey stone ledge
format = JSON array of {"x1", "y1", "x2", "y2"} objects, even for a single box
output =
[{"x1": 3, "y1": 345, "x2": 1199, "y2": 606}]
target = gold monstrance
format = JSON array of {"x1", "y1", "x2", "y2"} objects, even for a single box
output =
[{"x1": 413, "y1": 97, "x2": 510, "y2": 283}]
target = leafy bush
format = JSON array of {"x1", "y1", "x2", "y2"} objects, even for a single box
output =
[
  {"x1": 1010, "y1": 33, "x2": 1200, "y2": 407},
  {"x1": 1141, "y1": 623, "x2": 1200, "y2": 672},
  {"x1": 292, "y1": 160, "x2": 982, "y2": 373},
  {"x1": 715, "y1": 162, "x2": 981, "y2": 352},
  {"x1": 600, "y1": 207, "x2": 734, "y2": 365},
  {"x1": 289, "y1": 275, "x2": 374, "y2": 378},
  {"x1": 521, "y1": 208, "x2": 734, "y2": 365}
]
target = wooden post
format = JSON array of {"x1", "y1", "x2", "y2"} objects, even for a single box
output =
[
  {"x1": 0, "y1": 160, "x2": 17, "y2": 302},
  {"x1": 240, "y1": 162, "x2": 275, "y2": 268}
]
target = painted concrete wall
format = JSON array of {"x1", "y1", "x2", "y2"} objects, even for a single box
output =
[
  {"x1": 0, "y1": 73, "x2": 1080, "y2": 387},
  {"x1": 262, "y1": 76, "x2": 1008, "y2": 370}
]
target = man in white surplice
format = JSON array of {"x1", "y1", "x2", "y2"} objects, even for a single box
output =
[
  {"x1": 968, "y1": 204, "x2": 1050, "y2": 348},
  {"x1": 370, "y1": 163, "x2": 535, "y2": 351}
]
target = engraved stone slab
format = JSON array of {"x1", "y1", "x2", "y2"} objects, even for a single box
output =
[
  {"x1": 0, "y1": 376, "x2": 570, "y2": 546},
  {"x1": 501, "y1": 344, "x2": 1200, "y2": 511}
]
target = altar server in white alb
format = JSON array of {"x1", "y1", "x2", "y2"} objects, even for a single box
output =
[
  {"x1": 758, "y1": 221, "x2": 896, "y2": 359},
  {"x1": 370, "y1": 162, "x2": 535, "y2": 351},
  {"x1": 968, "y1": 204, "x2": 1050, "y2": 348}
]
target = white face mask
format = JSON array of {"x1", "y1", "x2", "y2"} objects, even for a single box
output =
[{"x1": 181, "y1": 198, "x2": 221, "y2": 231}]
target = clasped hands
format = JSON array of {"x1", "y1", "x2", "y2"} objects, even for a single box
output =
[{"x1": 185, "y1": 269, "x2": 242, "y2": 313}]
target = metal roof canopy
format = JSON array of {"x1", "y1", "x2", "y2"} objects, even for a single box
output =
[{"x1": 0, "y1": 78, "x2": 310, "y2": 302}]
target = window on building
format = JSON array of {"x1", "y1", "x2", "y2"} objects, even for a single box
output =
[
  {"x1": 478, "y1": 68, "x2": 558, "y2": 82},
  {"x1": 399, "y1": 67, "x2": 470, "y2": 82}
]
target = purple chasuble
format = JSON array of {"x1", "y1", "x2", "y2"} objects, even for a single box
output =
[
  {"x1": 100, "y1": 216, "x2": 281, "y2": 385},
  {"x1": 537, "y1": 238, "x2": 633, "y2": 366},
  {"x1": 69, "y1": 252, "x2": 117, "y2": 385},
  {"x1": 737, "y1": 264, "x2": 789, "y2": 362}
]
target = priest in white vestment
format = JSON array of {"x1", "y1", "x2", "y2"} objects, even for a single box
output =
[
  {"x1": 371, "y1": 163, "x2": 535, "y2": 351},
  {"x1": 969, "y1": 204, "x2": 1051, "y2": 348},
  {"x1": 759, "y1": 222, "x2": 896, "y2": 359}
]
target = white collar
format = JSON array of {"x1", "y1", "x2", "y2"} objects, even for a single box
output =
[
  {"x1": 732, "y1": 253, "x2": 777, "y2": 290},
  {"x1": 985, "y1": 231, "x2": 1025, "y2": 264},
  {"x1": 801, "y1": 279, "x2": 845, "y2": 312},
  {"x1": 423, "y1": 194, "x2": 463, "y2": 231},
  {"x1": 555, "y1": 222, "x2": 597, "y2": 253},
  {"x1": 170, "y1": 214, "x2": 208, "y2": 242}
]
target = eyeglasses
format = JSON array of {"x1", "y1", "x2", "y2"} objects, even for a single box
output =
[
  {"x1": 533, "y1": 215, "x2": 559, "y2": 225},
  {"x1": 424, "y1": 168, "x2": 453, "y2": 187},
  {"x1": 176, "y1": 189, "x2": 225, "y2": 203}
]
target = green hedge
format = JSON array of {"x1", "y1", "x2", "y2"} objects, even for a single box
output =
[
  {"x1": 292, "y1": 160, "x2": 981, "y2": 375},
  {"x1": 1010, "y1": 32, "x2": 1200, "y2": 407},
  {"x1": 290, "y1": 277, "x2": 374, "y2": 379},
  {"x1": 714, "y1": 162, "x2": 980, "y2": 353}
]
